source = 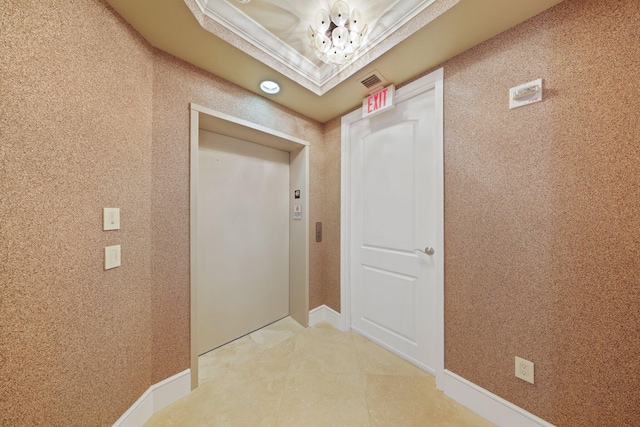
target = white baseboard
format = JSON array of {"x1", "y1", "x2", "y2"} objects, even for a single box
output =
[
  {"x1": 308, "y1": 305, "x2": 342, "y2": 329},
  {"x1": 440, "y1": 370, "x2": 554, "y2": 427},
  {"x1": 113, "y1": 369, "x2": 191, "y2": 427},
  {"x1": 308, "y1": 309, "x2": 550, "y2": 426}
]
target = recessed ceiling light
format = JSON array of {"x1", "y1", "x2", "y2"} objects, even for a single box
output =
[
  {"x1": 260, "y1": 80, "x2": 280, "y2": 95},
  {"x1": 236, "y1": 0, "x2": 250, "y2": 3}
]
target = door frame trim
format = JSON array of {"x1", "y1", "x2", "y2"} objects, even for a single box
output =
[
  {"x1": 340, "y1": 68, "x2": 444, "y2": 385},
  {"x1": 189, "y1": 103, "x2": 310, "y2": 390}
]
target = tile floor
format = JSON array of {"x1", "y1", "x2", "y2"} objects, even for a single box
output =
[{"x1": 145, "y1": 318, "x2": 494, "y2": 426}]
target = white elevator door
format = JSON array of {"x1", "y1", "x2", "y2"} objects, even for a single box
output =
[{"x1": 197, "y1": 130, "x2": 289, "y2": 355}]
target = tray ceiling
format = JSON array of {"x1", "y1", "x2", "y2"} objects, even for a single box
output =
[
  {"x1": 188, "y1": 0, "x2": 443, "y2": 94},
  {"x1": 106, "y1": 0, "x2": 564, "y2": 122}
]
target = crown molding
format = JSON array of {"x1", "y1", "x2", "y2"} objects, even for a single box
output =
[{"x1": 184, "y1": 0, "x2": 456, "y2": 95}]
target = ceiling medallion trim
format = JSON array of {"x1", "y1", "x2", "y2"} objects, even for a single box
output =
[
  {"x1": 185, "y1": 0, "x2": 453, "y2": 95},
  {"x1": 190, "y1": 0, "x2": 326, "y2": 93}
]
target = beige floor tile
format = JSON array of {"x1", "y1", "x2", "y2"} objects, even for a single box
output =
[
  {"x1": 198, "y1": 335, "x2": 264, "y2": 384},
  {"x1": 156, "y1": 321, "x2": 492, "y2": 427},
  {"x1": 365, "y1": 374, "x2": 486, "y2": 427},
  {"x1": 262, "y1": 316, "x2": 306, "y2": 333},
  {"x1": 147, "y1": 367, "x2": 286, "y2": 427},
  {"x1": 351, "y1": 332, "x2": 430, "y2": 377},
  {"x1": 277, "y1": 373, "x2": 370, "y2": 427},
  {"x1": 249, "y1": 317, "x2": 304, "y2": 349},
  {"x1": 311, "y1": 321, "x2": 336, "y2": 329},
  {"x1": 289, "y1": 326, "x2": 360, "y2": 374},
  {"x1": 234, "y1": 337, "x2": 296, "y2": 378}
]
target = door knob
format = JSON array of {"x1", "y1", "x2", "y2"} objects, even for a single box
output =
[{"x1": 415, "y1": 247, "x2": 435, "y2": 256}]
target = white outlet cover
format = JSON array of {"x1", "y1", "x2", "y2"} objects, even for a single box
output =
[
  {"x1": 105, "y1": 245, "x2": 121, "y2": 270},
  {"x1": 515, "y1": 356, "x2": 535, "y2": 384},
  {"x1": 103, "y1": 208, "x2": 120, "y2": 231}
]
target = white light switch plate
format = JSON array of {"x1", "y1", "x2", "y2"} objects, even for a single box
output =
[
  {"x1": 103, "y1": 208, "x2": 120, "y2": 231},
  {"x1": 105, "y1": 245, "x2": 121, "y2": 270}
]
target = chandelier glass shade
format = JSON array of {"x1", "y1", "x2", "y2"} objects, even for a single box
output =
[{"x1": 308, "y1": 0, "x2": 368, "y2": 65}]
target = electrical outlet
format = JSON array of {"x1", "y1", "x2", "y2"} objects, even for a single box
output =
[{"x1": 515, "y1": 356, "x2": 534, "y2": 384}]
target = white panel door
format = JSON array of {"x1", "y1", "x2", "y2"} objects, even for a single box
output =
[
  {"x1": 348, "y1": 76, "x2": 442, "y2": 372},
  {"x1": 197, "y1": 131, "x2": 289, "y2": 355}
]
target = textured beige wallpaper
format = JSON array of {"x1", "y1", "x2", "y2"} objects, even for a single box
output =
[
  {"x1": 5, "y1": 0, "x2": 638, "y2": 425},
  {"x1": 1, "y1": 0, "x2": 324, "y2": 425},
  {"x1": 443, "y1": 0, "x2": 640, "y2": 425},
  {"x1": 321, "y1": 117, "x2": 343, "y2": 313},
  {"x1": 308, "y1": 123, "x2": 326, "y2": 312},
  {"x1": 443, "y1": 4, "x2": 556, "y2": 420},
  {"x1": 320, "y1": 0, "x2": 640, "y2": 425},
  {"x1": 1, "y1": 1, "x2": 155, "y2": 425},
  {"x1": 546, "y1": 1, "x2": 640, "y2": 424},
  {"x1": 150, "y1": 51, "x2": 324, "y2": 382}
]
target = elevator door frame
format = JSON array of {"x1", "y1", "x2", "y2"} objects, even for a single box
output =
[{"x1": 189, "y1": 103, "x2": 310, "y2": 389}]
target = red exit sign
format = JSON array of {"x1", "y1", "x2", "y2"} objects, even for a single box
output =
[{"x1": 362, "y1": 85, "x2": 395, "y2": 118}]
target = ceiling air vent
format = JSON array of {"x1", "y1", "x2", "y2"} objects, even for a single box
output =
[{"x1": 358, "y1": 70, "x2": 387, "y2": 93}]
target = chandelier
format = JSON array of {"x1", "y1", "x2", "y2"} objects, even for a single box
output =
[{"x1": 308, "y1": 0, "x2": 368, "y2": 66}]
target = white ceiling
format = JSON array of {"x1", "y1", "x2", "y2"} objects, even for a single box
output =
[
  {"x1": 106, "y1": 0, "x2": 564, "y2": 123},
  {"x1": 190, "y1": 0, "x2": 443, "y2": 94}
]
